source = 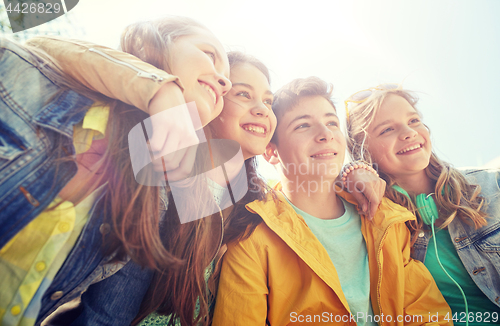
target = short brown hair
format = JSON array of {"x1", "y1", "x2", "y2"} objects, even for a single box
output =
[{"x1": 271, "y1": 76, "x2": 335, "y2": 143}]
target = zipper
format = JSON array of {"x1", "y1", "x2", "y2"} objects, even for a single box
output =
[
  {"x1": 375, "y1": 220, "x2": 398, "y2": 321},
  {"x1": 88, "y1": 48, "x2": 164, "y2": 82},
  {"x1": 19, "y1": 186, "x2": 40, "y2": 207}
]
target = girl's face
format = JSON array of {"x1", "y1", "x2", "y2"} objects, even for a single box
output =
[
  {"x1": 169, "y1": 28, "x2": 231, "y2": 126},
  {"x1": 209, "y1": 63, "x2": 276, "y2": 160},
  {"x1": 366, "y1": 94, "x2": 432, "y2": 180}
]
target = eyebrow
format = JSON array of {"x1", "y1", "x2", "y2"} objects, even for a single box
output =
[
  {"x1": 287, "y1": 112, "x2": 337, "y2": 129},
  {"x1": 232, "y1": 83, "x2": 273, "y2": 96},
  {"x1": 202, "y1": 42, "x2": 223, "y2": 62},
  {"x1": 201, "y1": 42, "x2": 229, "y2": 77},
  {"x1": 372, "y1": 111, "x2": 419, "y2": 132}
]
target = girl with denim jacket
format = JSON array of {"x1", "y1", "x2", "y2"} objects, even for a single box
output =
[
  {"x1": 345, "y1": 85, "x2": 500, "y2": 325},
  {"x1": 0, "y1": 16, "x2": 232, "y2": 326}
]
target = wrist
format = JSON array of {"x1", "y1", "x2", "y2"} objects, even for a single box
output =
[
  {"x1": 148, "y1": 81, "x2": 185, "y2": 115},
  {"x1": 341, "y1": 161, "x2": 379, "y2": 188}
]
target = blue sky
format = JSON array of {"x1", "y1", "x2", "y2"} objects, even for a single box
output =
[{"x1": 3, "y1": 0, "x2": 499, "y2": 173}]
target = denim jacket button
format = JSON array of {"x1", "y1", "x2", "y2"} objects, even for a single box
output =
[
  {"x1": 99, "y1": 223, "x2": 111, "y2": 235},
  {"x1": 418, "y1": 231, "x2": 425, "y2": 238},
  {"x1": 50, "y1": 291, "x2": 64, "y2": 300}
]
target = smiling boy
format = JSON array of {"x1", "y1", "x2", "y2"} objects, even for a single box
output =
[{"x1": 212, "y1": 77, "x2": 451, "y2": 325}]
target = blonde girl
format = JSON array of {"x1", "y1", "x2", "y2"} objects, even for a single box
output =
[{"x1": 345, "y1": 85, "x2": 500, "y2": 324}]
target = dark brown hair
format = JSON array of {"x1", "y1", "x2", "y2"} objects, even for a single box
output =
[{"x1": 132, "y1": 51, "x2": 275, "y2": 326}]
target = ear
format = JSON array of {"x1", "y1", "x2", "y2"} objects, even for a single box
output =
[{"x1": 263, "y1": 143, "x2": 280, "y2": 165}]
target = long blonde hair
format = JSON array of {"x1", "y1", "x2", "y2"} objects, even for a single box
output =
[{"x1": 346, "y1": 87, "x2": 488, "y2": 241}]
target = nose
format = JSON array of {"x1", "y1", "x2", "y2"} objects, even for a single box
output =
[
  {"x1": 316, "y1": 124, "x2": 334, "y2": 142},
  {"x1": 400, "y1": 126, "x2": 417, "y2": 140},
  {"x1": 217, "y1": 74, "x2": 232, "y2": 96},
  {"x1": 251, "y1": 101, "x2": 269, "y2": 118}
]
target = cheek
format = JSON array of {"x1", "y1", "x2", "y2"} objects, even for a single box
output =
[
  {"x1": 367, "y1": 139, "x2": 389, "y2": 161},
  {"x1": 336, "y1": 130, "x2": 346, "y2": 146},
  {"x1": 269, "y1": 117, "x2": 278, "y2": 135}
]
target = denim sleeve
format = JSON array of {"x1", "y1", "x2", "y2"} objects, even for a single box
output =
[{"x1": 70, "y1": 260, "x2": 153, "y2": 326}]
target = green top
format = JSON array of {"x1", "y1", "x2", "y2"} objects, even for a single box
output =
[{"x1": 425, "y1": 228, "x2": 500, "y2": 325}]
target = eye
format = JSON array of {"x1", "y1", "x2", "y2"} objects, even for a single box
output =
[
  {"x1": 236, "y1": 91, "x2": 251, "y2": 99},
  {"x1": 264, "y1": 98, "x2": 273, "y2": 107},
  {"x1": 205, "y1": 51, "x2": 216, "y2": 63},
  {"x1": 327, "y1": 121, "x2": 338, "y2": 127},
  {"x1": 409, "y1": 118, "x2": 420, "y2": 124},
  {"x1": 380, "y1": 127, "x2": 393, "y2": 135},
  {"x1": 294, "y1": 123, "x2": 310, "y2": 130}
]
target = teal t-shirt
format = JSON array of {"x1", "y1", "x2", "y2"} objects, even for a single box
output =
[
  {"x1": 425, "y1": 228, "x2": 500, "y2": 326},
  {"x1": 284, "y1": 196, "x2": 376, "y2": 326}
]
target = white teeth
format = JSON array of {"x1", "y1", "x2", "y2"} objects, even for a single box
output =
[
  {"x1": 243, "y1": 125, "x2": 265, "y2": 134},
  {"x1": 311, "y1": 153, "x2": 336, "y2": 158},
  {"x1": 202, "y1": 83, "x2": 216, "y2": 104},
  {"x1": 398, "y1": 144, "x2": 422, "y2": 154}
]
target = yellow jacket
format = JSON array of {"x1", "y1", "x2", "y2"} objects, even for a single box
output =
[{"x1": 213, "y1": 191, "x2": 452, "y2": 325}]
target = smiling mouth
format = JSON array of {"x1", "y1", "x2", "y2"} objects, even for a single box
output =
[
  {"x1": 397, "y1": 144, "x2": 423, "y2": 154},
  {"x1": 310, "y1": 152, "x2": 337, "y2": 159},
  {"x1": 241, "y1": 124, "x2": 267, "y2": 135},
  {"x1": 200, "y1": 82, "x2": 217, "y2": 104}
]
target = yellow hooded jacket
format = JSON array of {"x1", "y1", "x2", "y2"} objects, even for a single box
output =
[{"x1": 213, "y1": 190, "x2": 452, "y2": 325}]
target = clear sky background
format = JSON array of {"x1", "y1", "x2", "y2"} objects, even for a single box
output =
[{"x1": 3, "y1": 0, "x2": 499, "y2": 174}]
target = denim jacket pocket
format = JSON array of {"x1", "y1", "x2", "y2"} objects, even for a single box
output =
[
  {"x1": 476, "y1": 226, "x2": 500, "y2": 252},
  {"x1": 474, "y1": 226, "x2": 500, "y2": 274}
]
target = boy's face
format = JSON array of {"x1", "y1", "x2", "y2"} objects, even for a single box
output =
[{"x1": 268, "y1": 95, "x2": 346, "y2": 181}]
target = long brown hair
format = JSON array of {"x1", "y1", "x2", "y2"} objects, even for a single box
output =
[
  {"x1": 8, "y1": 38, "x2": 174, "y2": 268},
  {"x1": 99, "y1": 16, "x2": 215, "y2": 268},
  {"x1": 11, "y1": 15, "x2": 225, "y2": 325},
  {"x1": 345, "y1": 87, "x2": 488, "y2": 242},
  {"x1": 132, "y1": 51, "x2": 276, "y2": 326}
]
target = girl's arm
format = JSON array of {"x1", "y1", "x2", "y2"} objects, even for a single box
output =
[
  {"x1": 26, "y1": 37, "x2": 199, "y2": 180},
  {"x1": 25, "y1": 36, "x2": 182, "y2": 114},
  {"x1": 341, "y1": 162, "x2": 386, "y2": 219},
  {"x1": 212, "y1": 238, "x2": 268, "y2": 325}
]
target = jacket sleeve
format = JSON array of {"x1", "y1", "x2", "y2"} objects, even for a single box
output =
[
  {"x1": 69, "y1": 260, "x2": 153, "y2": 326},
  {"x1": 388, "y1": 223, "x2": 453, "y2": 326},
  {"x1": 25, "y1": 36, "x2": 182, "y2": 113},
  {"x1": 212, "y1": 234, "x2": 269, "y2": 326}
]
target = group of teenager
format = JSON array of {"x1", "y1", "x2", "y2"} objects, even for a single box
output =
[{"x1": 0, "y1": 15, "x2": 498, "y2": 326}]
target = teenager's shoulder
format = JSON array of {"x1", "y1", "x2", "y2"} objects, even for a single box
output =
[
  {"x1": 371, "y1": 197, "x2": 416, "y2": 227},
  {"x1": 460, "y1": 168, "x2": 500, "y2": 191}
]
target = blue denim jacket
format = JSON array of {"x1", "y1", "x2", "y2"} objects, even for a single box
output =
[
  {"x1": 0, "y1": 38, "x2": 153, "y2": 325},
  {"x1": 412, "y1": 168, "x2": 500, "y2": 308}
]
